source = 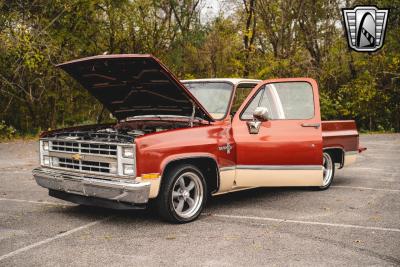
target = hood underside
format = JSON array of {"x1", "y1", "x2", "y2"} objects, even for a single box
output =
[{"x1": 57, "y1": 54, "x2": 213, "y2": 121}]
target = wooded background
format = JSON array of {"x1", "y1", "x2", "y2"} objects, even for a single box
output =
[{"x1": 0, "y1": 0, "x2": 399, "y2": 138}]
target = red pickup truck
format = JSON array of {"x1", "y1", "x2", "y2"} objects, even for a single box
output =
[{"x1": 33, "y1": 54, "x2": 364, "y2": 223}]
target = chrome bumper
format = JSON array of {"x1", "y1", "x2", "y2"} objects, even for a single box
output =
[{"x1": 33, "y1": 167, "x2": 150, "y2": 204}]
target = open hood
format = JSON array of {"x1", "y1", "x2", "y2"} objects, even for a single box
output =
[{"x1": 57, "y1": 54, "x2": 213, "y2": 121}]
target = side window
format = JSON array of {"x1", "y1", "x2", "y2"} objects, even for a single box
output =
[
  {"x1": 241, "y1": 82, "x2": 314, "y2": 120},
  {"x1": 241, "y1": 87, "x2": 264, "y2": 119},
  {"x1": 231, "y1": 83, "x2": 258, "y2": 115}
]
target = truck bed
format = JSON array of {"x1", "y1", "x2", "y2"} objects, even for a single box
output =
[{"x1": 322, "y1": 120, "x2": 359, "y2": 152}]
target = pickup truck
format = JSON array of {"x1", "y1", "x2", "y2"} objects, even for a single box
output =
[{"x1": 33, "y1": 54, "x2": 365, "y2": 223}]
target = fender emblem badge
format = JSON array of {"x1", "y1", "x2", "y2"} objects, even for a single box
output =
[{"x1": 218, "y1": 143, "x2": 233, "y2": 154}]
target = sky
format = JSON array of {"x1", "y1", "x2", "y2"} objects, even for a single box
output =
[{"x1": 200, "y1": 0, "x2": 238, "y2": 23}]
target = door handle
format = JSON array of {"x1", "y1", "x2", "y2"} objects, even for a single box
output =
[{"x1": 301, "y1": 123, "x2": 320, "y2": 129}]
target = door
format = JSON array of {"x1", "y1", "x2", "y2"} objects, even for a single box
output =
[{"x1": 232, "y1": 78, "x2": 323, "y2": 187}]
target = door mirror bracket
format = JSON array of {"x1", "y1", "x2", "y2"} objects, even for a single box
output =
[
  {"x1": 247, "y1": 120, "x2": 262, "y2": 134},
  {"x1": 246, "y1": 107, "x2": 269, "y2": 134}
]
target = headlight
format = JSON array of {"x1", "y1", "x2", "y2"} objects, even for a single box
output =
[
  {"x1": 43, "y1": 156, "x2": 50, "y2": 166},
  {"x1": 42, "y1": 141, "x2": 49, "y2": 151},
  {"x1": 122, "y1": 147, "x2": 134, "y2": 158},
  {"x1": 123, "y1": 164, "x2": 135, "y2": 175}
]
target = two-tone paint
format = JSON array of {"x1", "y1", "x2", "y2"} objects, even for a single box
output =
[
  {"x1": 133, "y1": 78, "x2": 363, "y2": 198},
  {"x1": 37, "y1": 54, "x2": 364, "y2": 204}
]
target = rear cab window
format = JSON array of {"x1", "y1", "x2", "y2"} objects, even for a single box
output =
[{"x1": 231, "y1": 83, "x2": 259, "y2": 116}]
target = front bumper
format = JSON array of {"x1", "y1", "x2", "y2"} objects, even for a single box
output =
[{"x1": 33, "y1": 167, "x2": 150, "y2": 206}]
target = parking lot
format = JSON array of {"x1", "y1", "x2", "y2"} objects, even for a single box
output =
[{"x1": 0, "y1": 134, "x2": 399, "y2": 266}]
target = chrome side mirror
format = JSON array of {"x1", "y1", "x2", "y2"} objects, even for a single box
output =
[
  {"x1": 253, "y1": 107, "x2": 270, "y2": 121},
  {"x1": 246, "y1": 107, "x2": 269, "y2": 134}
]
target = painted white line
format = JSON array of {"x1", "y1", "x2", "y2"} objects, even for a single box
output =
[
  {"x1": 0, "y1": 198, "x2": 75, "y2": 206},
  {"x1": 332, "y1": 185, "x2": 400, "y2": 193},
  {"x1": 345, "y1": 167, "x2": 390, "y2": 172},
  {"x1": 212, "y1": 214, "x2": 400, "y2": 233},
  {"x1": 0, "y1": 216, "x2": 113, "y2": 262}
]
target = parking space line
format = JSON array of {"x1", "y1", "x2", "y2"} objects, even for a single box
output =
[
  {"x1": 332, "y1": 185, "x2": 400, "y2": 193},
  {"x1": 0, "y1": 216, "x2": 114, "y2": 262},
  {"x1": 0, "y1": 197, "x2": 75, "y2": 206},
  {"x1": 212, "y1": 214, "x2": 400, "y2": 233},
  {"x1": 343, "y1": 167, "x2": 398, "y2": 173}
]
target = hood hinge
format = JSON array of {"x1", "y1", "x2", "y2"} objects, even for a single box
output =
[{"x1": 189, "y1": 102, "x2": 196, "y2": 127}]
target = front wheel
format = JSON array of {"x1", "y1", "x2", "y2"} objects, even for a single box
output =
[
  {"x1": 156, "y1": 164, "x2": 207, "y2": 223},
  {"x1": 318, "y1": 152, "x2": 335, "y2": 190}
]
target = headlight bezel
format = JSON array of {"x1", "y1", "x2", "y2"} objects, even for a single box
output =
[
  {"x1": 40, "y1": 140, "x2": 50, "y2": 167},
  {"x1": 117, "y1": 144, "x2": 136, "y2": 177},
  {"x1": 43, "y1": 155, "x2": 50, "y2": 166},
  {"x1": 122, "y1": 146, "x2": 135, "y2": 158},
  {"x1": 42, "y1": 141, "x2": 49, "y2": 151},
  {"x1": 123, "y1": 164, "x2": 135, "y2": 176}
]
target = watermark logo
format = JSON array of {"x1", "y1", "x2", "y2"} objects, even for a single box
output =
[{"x1": 342, "y1": 6, "x2": 389, "y2": 52}]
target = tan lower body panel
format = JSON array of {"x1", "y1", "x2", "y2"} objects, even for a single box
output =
[
  {"x1": 152, "y1": 164, "x2": 325, "y2": 197},
  {"x1": 235, "y1": 168, "x2": 323, "y2": 187},
  {"x1": 217, "y1": 168, "x2": 236, "y2": 193},
  {"x1": 344, "y1": 151, "x2": 357, "y2": 166},
  {"x1": 213, "y1": 186, "x2": 257, "y2": 196}
]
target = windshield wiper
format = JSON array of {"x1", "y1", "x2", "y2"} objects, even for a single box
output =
[{"x1": 125, "y1": 115, "x2": 189, "y2": 120}]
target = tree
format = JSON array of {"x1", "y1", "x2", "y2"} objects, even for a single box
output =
[{"x1": 1, "y1": 0, "x2": 399, "y2": 137}]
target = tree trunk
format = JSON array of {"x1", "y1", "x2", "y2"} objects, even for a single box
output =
[{"x1": 243, "y1": 0, "x2": 256, "y2": 77}]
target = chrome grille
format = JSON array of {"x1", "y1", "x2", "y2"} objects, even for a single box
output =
[
  {"x1": 40, "y1": 139, "x2": 136, "y2": 177},
  {"x1": 57, "y1": 158, "x2": 111, "y2": 173},
  {"x1": 51, "y1": 141, "x2": 117, "y2": 156}
]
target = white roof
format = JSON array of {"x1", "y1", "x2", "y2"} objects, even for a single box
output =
[{"x1": 180, "y1": 78, "x2": 261, "y2": 85}]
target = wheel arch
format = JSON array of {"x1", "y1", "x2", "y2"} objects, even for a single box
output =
[
  {"x1": 323, "y1": 147, "x2": 345, "y2": 169},
  {"x1": 160, "y1": 155, "x2": 220, "y2": 195}
]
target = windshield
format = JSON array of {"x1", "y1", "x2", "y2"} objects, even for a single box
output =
[{"x1": 183, "y1": 82, "x2": 233, "y2": 120}]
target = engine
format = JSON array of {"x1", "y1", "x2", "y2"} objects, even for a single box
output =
[{"x1": 44, "y1": 119, "x2": 194, "y2": 143}]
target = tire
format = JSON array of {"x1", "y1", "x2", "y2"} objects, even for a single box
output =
[
  {"x1": 156, "y1": 164, "x2": 207, "y2": 223},
  {"x1": 318, "y1": 152, "x2": 335, "y2": 190}
]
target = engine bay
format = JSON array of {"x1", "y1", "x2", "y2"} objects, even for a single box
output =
[{"x1": 43, "y1": 119, "x2": 200, "y2": 143}]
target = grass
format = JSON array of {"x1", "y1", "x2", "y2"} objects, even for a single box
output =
[
  {"x1": 359, "y1": 130, "x2": 396, "y2": 134},
  {"x1": 0, "y1": 132, "x2": 40, "y2": 143}
]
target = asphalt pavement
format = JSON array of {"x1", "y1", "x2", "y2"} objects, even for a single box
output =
[{"x1": 0, "y1": 134, "x2": 399, "y2": 266}]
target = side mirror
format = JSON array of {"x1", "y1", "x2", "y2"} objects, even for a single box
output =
[
  {"x1": 247, "y1": 107, "x2": 269, "y2": 134},
  {"x1": 253, "y1": 107, "x2": 270, "y2": 121}
]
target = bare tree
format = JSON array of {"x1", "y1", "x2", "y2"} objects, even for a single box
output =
[{"x1": 242, "y1": 0, "x2": 257, "y2": 77}]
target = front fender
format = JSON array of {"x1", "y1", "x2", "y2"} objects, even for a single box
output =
[{"x1": 159, "y1": 153, "x2": 219, "y2": 176}]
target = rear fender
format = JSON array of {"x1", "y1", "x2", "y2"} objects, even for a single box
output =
[{"x1": 323, "y1": 147, "x2": 345, "y2": 169}]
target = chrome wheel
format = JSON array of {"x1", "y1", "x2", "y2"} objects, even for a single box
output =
[
  {"x1": 322, "y1": 152, "x2": 333, "y2": 187},
  {"x1": 171, "y1": 171, "x2": 204, "y2": 219}
]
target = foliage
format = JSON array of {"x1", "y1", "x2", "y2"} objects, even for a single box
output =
[
  {"x1": 0, "y1": 0, "x2": 399, "y2": 135},
  {"x1": 0, "y1": 120, "x2": 16, "y2": 140}
]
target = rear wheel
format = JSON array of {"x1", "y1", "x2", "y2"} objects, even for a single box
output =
[
  {"x1": 318, "y1": 152, "x2": 335, "y2": 190},
  {"x1": 156, "y1": 164, "x2": 207, "y2": 223}
]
